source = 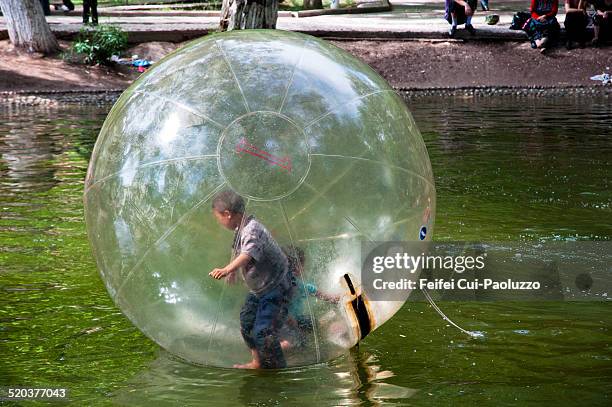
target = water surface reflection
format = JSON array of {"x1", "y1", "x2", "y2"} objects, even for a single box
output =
[{"x1": 113, "y1": 348, "x2": 416, "y2": 406}]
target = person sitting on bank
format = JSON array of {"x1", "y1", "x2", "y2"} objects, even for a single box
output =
[
  {"x1": 589, "y1": 0, "x2": 612, "y2": 45},
  {"x1": 445, "y1": 0, "x2": 478, "y2": 37},
  {"x1": 564, "y1": 0, "x2": 588, "y2": 48},
  {"x1": 529, "y1": 0, "x2": 560, "y2": 51}
]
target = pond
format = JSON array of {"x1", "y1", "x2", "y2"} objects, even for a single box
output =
[{"x1": 1, "y1": 94, "x2": 610, "y2": 405}]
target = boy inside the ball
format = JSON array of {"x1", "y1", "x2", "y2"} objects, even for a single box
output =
[{"x1": 209, "y1": 190, "x2": 291, "y2": 369}]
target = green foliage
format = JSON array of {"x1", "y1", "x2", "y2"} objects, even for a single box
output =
[{"x1": 71, "y1": 25, "x2": 128, "y2": 65}]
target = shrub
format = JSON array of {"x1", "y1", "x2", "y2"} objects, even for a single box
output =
[{"x1": 71, "y1": 25, "x2": 128, "y2": 65}]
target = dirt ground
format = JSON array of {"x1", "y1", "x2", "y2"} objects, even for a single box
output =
[
  {"x1": 338, "y1": 40, "x2": 612, "y2": 88},
  {"x1": 0, "y1": 40, "x2": 183, "y2": 92},
  {"x1": 0, "y1": 39, "x2": 610, "y2": 93}
]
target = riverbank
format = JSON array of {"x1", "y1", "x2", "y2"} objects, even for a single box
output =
[
  {"x1": 2, "y1": 86, "x2": 610, "y2": 109},
  {"x1": 0, "y1": 0, "x2": 532, "y2": 43},
  {"x1": 0, "y1": 38, "x2": 610, "y2": 95}
]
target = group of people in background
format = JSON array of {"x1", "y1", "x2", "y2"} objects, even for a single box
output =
[
  {"x1": 529, "y1": 0, "x2": 611, "y2": 50},
  {"x1": 23, "y1": 1, "x2": 612, "y2": 50},
  {"x1": 565, "y1": 0, "x2": 612, "y2": 47},
  {"x1": 446, "y1": 0, "x2": 611, "y2": 51},
  {"x1": 38, "y1": 0, "x2": 98, "y2": 25}
]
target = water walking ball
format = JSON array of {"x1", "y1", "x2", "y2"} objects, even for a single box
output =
[{"x1": 84, "y1": 30, "x2": 435, "y2": 368}]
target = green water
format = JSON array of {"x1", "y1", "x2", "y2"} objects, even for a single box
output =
[{"x1": 1, "y1": 95, "x2": 610, "y2": 406}]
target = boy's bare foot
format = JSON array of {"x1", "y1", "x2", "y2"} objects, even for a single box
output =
[
  {"x1": 234, "y1": 349, "x2": 260, "y2": 369},
  {"x1": 233, "y1": 359, "x2": 261, "y2": 369}
]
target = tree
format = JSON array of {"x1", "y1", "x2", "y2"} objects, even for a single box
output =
[
  {"x1": 0, "y1": 0, "x2": 59, "y2": 54},
  {"x1": 303, "y1": 0, "x2": 323, "y2": 9},
  {"x1": 219, "y1": 0, "x2": 279, "y2": 31}
]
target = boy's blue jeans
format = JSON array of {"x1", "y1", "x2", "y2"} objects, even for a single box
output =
[{"x1": 239, "y1": 277, "x2": 290, "y2": 369}]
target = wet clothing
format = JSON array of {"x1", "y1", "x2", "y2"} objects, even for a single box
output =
[
  {"x1": 445, "y1": 0, "x2": 478, "y2": 26},
  {"x1": 233, "y1": 216, "x2": 288, "y2": 296}
]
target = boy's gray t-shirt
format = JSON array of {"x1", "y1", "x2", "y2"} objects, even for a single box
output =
[{"x1": 233, "y1": 216, "x2": 288, "y2": 295}]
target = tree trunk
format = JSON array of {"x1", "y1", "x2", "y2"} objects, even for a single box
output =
[
  {"x1": 303, "y1": 0, "x2": 323, "y2": 9},
  {"x1": 220, "y1": 0, "x2": 279, "y2": 31},
  {"x1": 0, "y1": 0, "x2": 59, "y2": 54}
]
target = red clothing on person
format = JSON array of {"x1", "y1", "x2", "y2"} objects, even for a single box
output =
[{"x1": 531, "y1": 0, "x2": 559, "y2": 19}]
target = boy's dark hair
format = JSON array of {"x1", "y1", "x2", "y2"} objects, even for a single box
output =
[{"x1": 212, "y1": 190, "x2": 245, "y2": 214}]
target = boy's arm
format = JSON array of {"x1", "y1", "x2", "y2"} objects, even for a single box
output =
[
  {"x1": 305, "y1": 283, "x2": 341, "y2": 303},
  {"x1": 209, "y1": 253, "x2": 252, "y2": 279},
  {"x1": 315, "y1": 291, "x2": 341, "y2": 304}
]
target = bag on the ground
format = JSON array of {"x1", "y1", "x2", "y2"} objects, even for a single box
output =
[{"x1": 509, "y1": 11, "x2": 531, "y2": 30}]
